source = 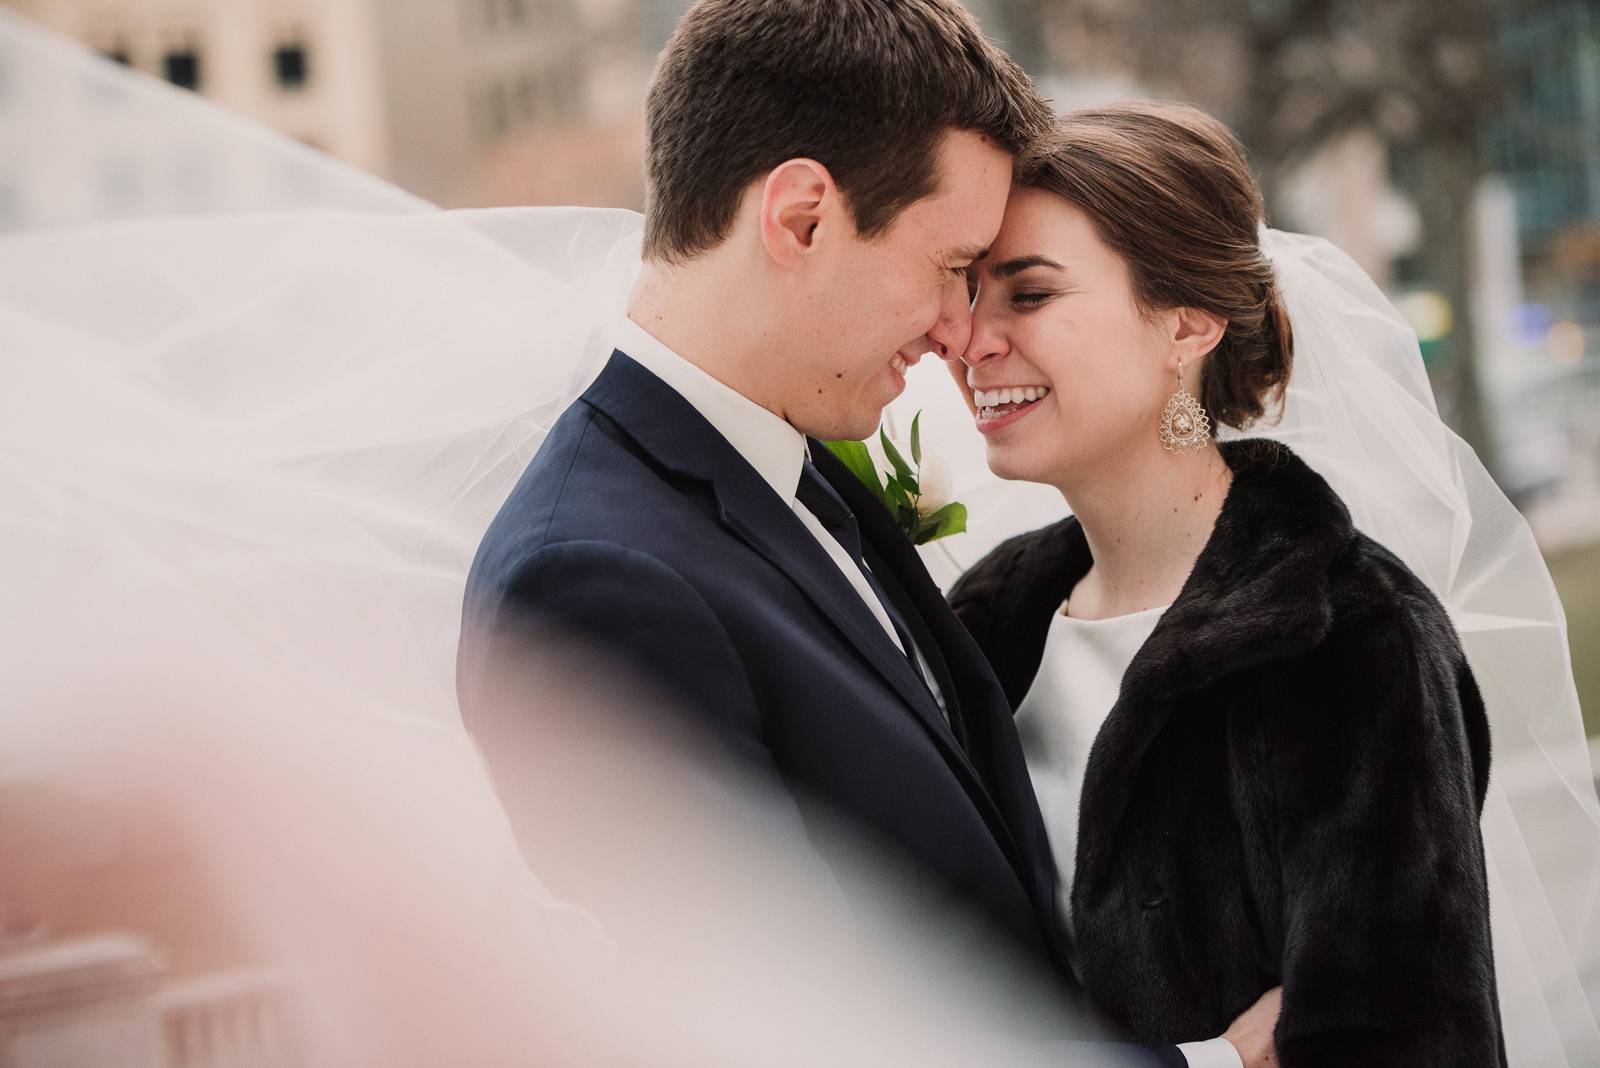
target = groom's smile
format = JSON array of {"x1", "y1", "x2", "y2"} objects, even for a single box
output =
[{"x1": 888, "y1": 348, "x2": 925, "y2": 395}]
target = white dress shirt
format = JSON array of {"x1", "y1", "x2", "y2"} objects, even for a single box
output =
[
  {"x1": 1015, "y1": 602, "x2": 1243, "y2": 1068},
  {"x1": 613, "y1": 316, "x2": 946, "y2": 716}
]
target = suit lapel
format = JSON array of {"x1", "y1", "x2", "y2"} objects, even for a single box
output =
[
  {"x1": 810, "y1": 443, "x2": 1044, "y2": 887},
  {"x1": 713, "y1": 479, "x2": 951, "y2": 734},
  {"x1": 860, "y1": 544, "x2": 967, "y2": 747},
  {"x1": 580, "y1": 351, "x2": 963, "y2": 765}
]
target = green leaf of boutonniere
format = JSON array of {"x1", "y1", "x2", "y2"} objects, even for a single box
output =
[
  {"x1": 912, "y1": 501, "x2": 967, "y2": 545},
  {"x1": 878, "y1": 428, "x2": 915, "y2": 485},
  {"x1": 825, "y1": 411, "x2": 968, "y2": 546},
  {"x1": 824, "y1": 439, "x2": 882, "y2": 498},
  {"x1": 882, "y1": 472, "x2": 914, "y2": 515}
]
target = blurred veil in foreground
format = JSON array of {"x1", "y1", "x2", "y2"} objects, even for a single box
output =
[
  {"x1": 1, "y1": 9, "x2": 1597, "y2": 1066},
  {"x1": 0, "y1": 12, "x2": 1135, "y2": 1067}
]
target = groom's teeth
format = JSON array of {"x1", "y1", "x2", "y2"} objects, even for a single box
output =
[{"x1": 891, "y1": 354, "x2": 908, "y2": 374}]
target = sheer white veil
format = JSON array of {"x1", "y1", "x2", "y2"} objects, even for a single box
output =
[{"x1": 2, "y1": 11, "x2": 1596, "y2": 1064}]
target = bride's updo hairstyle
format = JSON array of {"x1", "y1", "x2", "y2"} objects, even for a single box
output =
[{"x1": 1018, "y1": 101, "x2": 1294, "y2": 429}]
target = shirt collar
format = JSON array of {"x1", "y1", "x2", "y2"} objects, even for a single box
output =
[{"x1": 613, "y1": 314, "x2": 808, "y2": 503}]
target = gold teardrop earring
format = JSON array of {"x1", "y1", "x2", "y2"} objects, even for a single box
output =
[{"x1": 1159, "y1": 359, "x2": 1211, "y2": 455}]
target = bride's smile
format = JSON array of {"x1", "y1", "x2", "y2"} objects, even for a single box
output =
[{"x1": 968, "y1": 382, "x2": 1053, "y2": 433}]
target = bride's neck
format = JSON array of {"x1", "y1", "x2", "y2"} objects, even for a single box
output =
[{"x1": 1057, "y1": 442, "x2": 1232, "y2": 619}]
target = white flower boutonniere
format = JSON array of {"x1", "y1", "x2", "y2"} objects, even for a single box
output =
[{"x1": 824, "y1": 411, "x2": 968, "y2": 545}]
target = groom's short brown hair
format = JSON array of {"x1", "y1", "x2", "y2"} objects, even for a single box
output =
[{"x1": 641, "y1": 0, "x2": 1051, "y2": 263}]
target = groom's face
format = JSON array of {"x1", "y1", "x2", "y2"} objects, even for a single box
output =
[{"x1": 789, "y1": 130, "x2": 1013, "y2": 442}]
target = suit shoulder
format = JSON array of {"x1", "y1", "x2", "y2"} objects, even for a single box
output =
[{"x1": 476, "y1": 402, "x2": 706, "y2": 567}]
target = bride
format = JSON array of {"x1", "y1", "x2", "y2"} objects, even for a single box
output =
[
  {"x1": 1, "y1": 9, "x2": 1596, "y2": 1066},
  {"x1": 945, "y1": 100, "x2": 1500, "y2": 1061}
]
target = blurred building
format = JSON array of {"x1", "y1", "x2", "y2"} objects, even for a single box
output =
[
  {"x1": 0, "y1": 773, "x2": 303, "y2": 1068},
  {"x1": 2, "y1": 0, "x2": 668, "y2": 208},
  {"x1": 1485, "y1": 1, "x2": 1600, "y2": 527},
  {"x1": 1496, "y1": 0, "x2": 1600, "y2": 302}
]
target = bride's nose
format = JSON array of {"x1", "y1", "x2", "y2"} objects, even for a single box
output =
[{"x1": 957, "y1": 312, "x2": 1007, "y2": 368}]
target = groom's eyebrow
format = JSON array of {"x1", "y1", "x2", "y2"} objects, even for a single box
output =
[
  {"x1": 945, "y1": 244, "x2": 989, "y2": 264},
  {"x1": 992, "y1": 254, "x2": 1064, "y2": 279}
]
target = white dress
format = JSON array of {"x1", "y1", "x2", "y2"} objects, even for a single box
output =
[{"x1": 1013, "y1": 603, "x2": 1168, "y2": 951}]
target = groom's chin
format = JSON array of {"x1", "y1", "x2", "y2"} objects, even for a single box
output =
[
  {"x1": 803, "y1": 403, "x2": 886, "y2": 445},
  {"x1": 839, "y1": 408, "x2": 889, "y2": 444}
]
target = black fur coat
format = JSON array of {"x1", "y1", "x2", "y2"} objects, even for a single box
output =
[{"x1": 949, "y1": 439, "x2": 1506, "y2": 1067}]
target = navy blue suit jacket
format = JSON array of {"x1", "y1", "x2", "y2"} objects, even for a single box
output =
[{"x1": 459, "y1": 351, "x2": 1183, "y2": 1064}]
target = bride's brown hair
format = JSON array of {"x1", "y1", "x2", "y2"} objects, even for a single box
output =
[{"x1": 1018, "y1": 101, "x2": 1293, "y2": 429}]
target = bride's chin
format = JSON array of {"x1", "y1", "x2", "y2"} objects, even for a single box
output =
[{"x1": 982, "y1": 445, "x2": 1037, "y2": 484}]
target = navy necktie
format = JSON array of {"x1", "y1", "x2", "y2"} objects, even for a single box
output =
[{"x1": 796, "y1": 460, "x2": 927, "y2": 686}]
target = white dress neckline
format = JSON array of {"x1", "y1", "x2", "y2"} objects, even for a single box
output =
[{"x1": 1016, "y1": 601, "x2": 1170, "y2": 973}]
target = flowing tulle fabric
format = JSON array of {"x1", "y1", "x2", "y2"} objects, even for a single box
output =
[{"x1": 3, "y1": 11, "x2": 1596, "y2": 1064}]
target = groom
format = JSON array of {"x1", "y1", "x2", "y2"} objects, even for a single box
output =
[{"x1": 460, "y1": 2, "x2": 1272, "y2": 1064}]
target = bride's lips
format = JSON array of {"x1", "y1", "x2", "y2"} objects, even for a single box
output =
[{"x1": 971, "y1": 384, "x2": 1052, "y2": 434}]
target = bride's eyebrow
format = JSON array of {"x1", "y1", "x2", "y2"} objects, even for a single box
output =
[{"x1": 991, "y1": 254, "x2": 1064, "y2": 279}]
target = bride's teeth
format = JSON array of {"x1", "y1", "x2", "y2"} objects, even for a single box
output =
[{"x1": 1023, "y1": 387, "x2": 1037, "y2": 402}]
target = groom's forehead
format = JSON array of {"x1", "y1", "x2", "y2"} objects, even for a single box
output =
[
  {"x1": 943, "y1": 244, "x2": 990, "y2": 264},
  {"x1": 910, "y1": 132, "x2": 1014, "y2": 246}
]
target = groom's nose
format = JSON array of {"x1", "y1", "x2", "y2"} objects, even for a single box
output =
[{"x1": 925, "y1": 280, "x2": 974, "y2": 360}]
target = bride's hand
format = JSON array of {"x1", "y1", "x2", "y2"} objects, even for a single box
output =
[{"x1": 1222, "y1": 985, "x2": 1281, "y2": 1068}]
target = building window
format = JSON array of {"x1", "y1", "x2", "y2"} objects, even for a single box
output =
[
  {"x1": 274, "y1": 42, "x2": 310, "y2": 89},
  {"x1": 163, "y1": 48, "x2": 201, "y2": 91}
]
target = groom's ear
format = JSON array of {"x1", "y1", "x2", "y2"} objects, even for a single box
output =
[{"x1": 759, "y1": 159, "x2": 839, "y2": 266}]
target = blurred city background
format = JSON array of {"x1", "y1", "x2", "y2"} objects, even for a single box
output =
[
  {"x1": 0, "y1": 3, "x2": 1596, "y2": 1064},
  {"x1": 2, "y1": 0, "x2": 1595, "y2": 658},
  {"x1": 11, "y1": 1, "x2": 1593, "y2": 704}
]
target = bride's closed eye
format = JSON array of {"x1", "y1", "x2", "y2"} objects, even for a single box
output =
[{"x1": 1010, "y1": 290, "x2": 1053, "y2": 308}]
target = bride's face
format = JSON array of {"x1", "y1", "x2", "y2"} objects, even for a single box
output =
[{"x1": 953, "y1": 187, "x2": 1176, "y2": 487}]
